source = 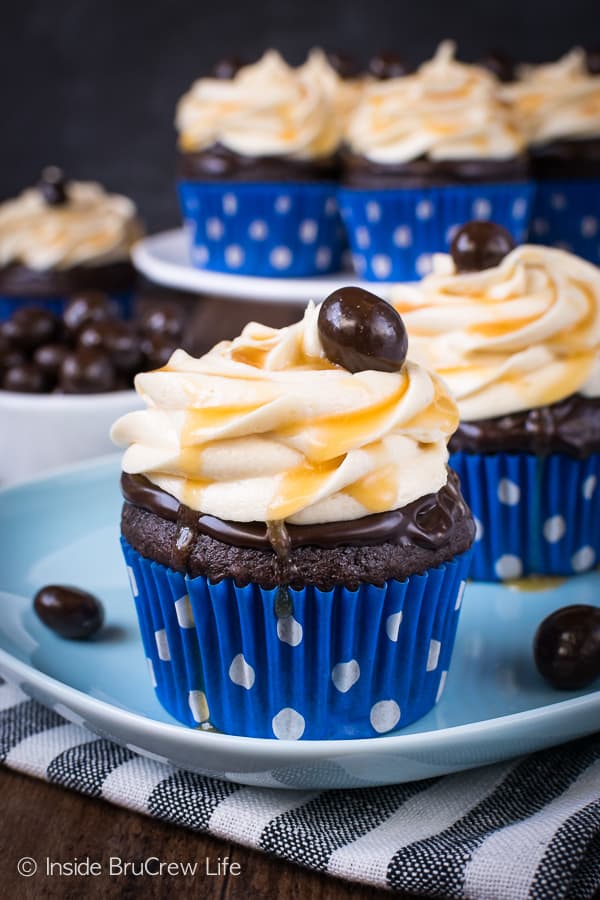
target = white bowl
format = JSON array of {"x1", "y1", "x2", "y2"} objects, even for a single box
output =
[{"x1": 0, "y1": 389, "x2": 142, "y2": 484}]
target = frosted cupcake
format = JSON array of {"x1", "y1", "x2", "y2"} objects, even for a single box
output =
[
  {"x1": 112, "y1": 287, "x2": 474, "y2": 739},
  {"x1": 393, "y1": 221, "x2": 600, "y2": 580},
  {"x1": 301, "y1": 48, "x2": 371, "y2": 130},
  {"x1": 175, "y1": 51, "x2": 344, "y2": 277},
  {"x1": 503, "y1": 48, "x2": 600, "y2": 263},
  {"x1": 0, "y1": 168, "x2": 142, "y2": 320},
  {"x1": 340, "y1": 41, "x2": 533, "y2": 281}
]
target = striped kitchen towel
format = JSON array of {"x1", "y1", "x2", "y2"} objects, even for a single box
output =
[{"x1": 1, "y1": 679, "x2": 599, "y2": 899}]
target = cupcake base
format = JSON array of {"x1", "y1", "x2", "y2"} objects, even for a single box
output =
[
  {"x1": 451, "y1": 450, "x2": 600, "y2": 581},
  {"x1": 178, "y1": 181, "x2": 344, "y2": 277},
  {"x1": 121, "y1": 539, "x2": 472, "y2": 740}
]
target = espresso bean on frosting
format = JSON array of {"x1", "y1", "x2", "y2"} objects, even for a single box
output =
[
  {"x1": 317, "y1": 286, "x2": 408, "y2": 373},
  {"x1": 450, "y1": 220, "x2": 516, "y2": 272}
]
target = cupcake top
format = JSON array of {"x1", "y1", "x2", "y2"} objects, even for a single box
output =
[
  {"x1": 112, "y1": 291, "x2": 458, "y2": 526},
  {"x1": 345, "y1": 41, "x2": 525, "y2": 164},
  {"x1": 503, "y1": 48, "x2": 600, "y2": 146},
  {"x1": 393, "y1": 226, "x2": 600, "y2": 422},
  {"x1": 0, "y1": 170, "x2": 142, "y2": 271},
  {"x1": 176, "y1": 50, "x2": 342, "y2": 160}
]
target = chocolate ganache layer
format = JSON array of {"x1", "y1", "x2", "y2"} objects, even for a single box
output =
[
  {"x1": 529, "y1": 137, "x2": 600, "y2": 181},
  {"x1": 0, "y1": 260, "x2": 136, "y2": 298},
  {"x1": 178, "y1": 145, "x2": 341, "y2": 183},
  {"x1": 449, "y1": 394, "x2": 600, "y2": 458},
  {"x1": 120, "y1": 469, "x2": 474, "y2": 589},
  {"x1": 341, "y1": 150, "x2": 530, "y2": 189}
]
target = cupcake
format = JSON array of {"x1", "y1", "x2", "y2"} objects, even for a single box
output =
[
  {"x1": 111, "y1": 287, "x2": 474, "y2": 739},
  {"x1": 0, "y1": 168, "x2": 143, "y2": 320},
  {"x1": 503, "y1": 48, "x2": 600, "y2": 263},
  {"x1": 175, "y1": 50, "x2": 345, "y2": 277},
  {"x1": 339, "y1": 41, "x2": 533, "y2": 281},
  {"x1": 393, "y1": 220, "x2": 600, "y2": 581}
]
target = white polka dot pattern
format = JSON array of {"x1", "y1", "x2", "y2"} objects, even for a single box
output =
[
  {"x1": 228, "y1": 654, "x2": 255, "y2": 690},
  {"x1": 583, "y1": 475, "x2": 597, "y2": 500},
  {"x1": 571, "y1": 546, "x2": 596, "y2": 573},
  {"x1": 174, "y1": 595, "x2": 195, "y2": 629},
  {"x1": 276, "y1": 615, "x2": 303, "y2": 647},
  {"x1": 455, "y1": 581, "x2": 466, "y2": 611},
  {"x1": 543, "y1": 515, "x2": 566, "y2": 544},
  {"x1": 331, "y1": 660, "x2": 360, "y2": 693},
  {"x1": 270, "y1": 246, "x2": 292, "y2": 270},
  {"x1": 426, "y1": 639, "x2": 441, "y2": 672},
  {"x1": 495, "y1": 554, "x2": 523, "y2": 580},
  {"x1": 370, "y1": 700, "x2": 401, "y2": 733},
  {"x1": 299, "y1": 219, "x2": 318, "y2": 243},
  {"x1": 224, "y1": 244, "x2": 244, "y2": 268},
  {"x1": 188, "y1": 690, "x2": 210, "y2": 724},
  {"x1": 155, "y1": 629, "x2": 171, "y2": 662},
  {"x1": 498, "y1": 479, "x2": 520, "y2": 506},
  {"x1": 385, "y1": 611, "x2": 403, "y2": 642},
  {"x1": 272, "y1": 708, "x2": 305, "y2": 740},
  {"x1": 127, "y1": 566, "x2": 138, "y2": 598},
  {"x1": 248, "y1": 219, "x2": 268, "y2": 240},
  {"x1": 435, "y1": 670, "x2": 448, "y2": 703}
]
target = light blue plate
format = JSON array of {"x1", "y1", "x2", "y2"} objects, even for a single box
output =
[{"x1": 0, "y1": 456, "x2": 598, "y2": 790}]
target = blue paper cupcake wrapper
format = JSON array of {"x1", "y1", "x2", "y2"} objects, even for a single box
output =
[
  {"x1": 0, "y1": 291, "x2": 133, "y2": 322},
  {"x1": 451, "y1": 450, "x2": 600, "y2": 581},
  {"x1": 528, "y1": 179, "x2": 600, "y2": 265},
  {"x1": 338, "y1": 182, "x2": 535, "y2": 281},
  {"x1": 178, "y1": 181, "x2": 345, "y2": 277},
  {"x1": 121, "y1": 539, "x2": 472, "y2": 740}
]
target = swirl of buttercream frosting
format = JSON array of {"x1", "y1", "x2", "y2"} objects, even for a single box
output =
[
  {"x1": 392, "y1": 245, "x2": 600, "y2": 422},
  {"x1": 300, "y1": 48, "x2": 370, "y2": 129},
  {"x1": 176, "y1": 49, "x2": 342, "y2": 159},
  {"x1": 111, "y1": 302, "x2": 458, "y2": 525},
  {"x1": 502, "y1": 48, "x2": 600, "y2": 145},
  {"x1": 345, "y1": 41, "x2": 525, "y2": 164},
  {"x1": 0, "y1": 180, "x2": 142, "y2": 271}
]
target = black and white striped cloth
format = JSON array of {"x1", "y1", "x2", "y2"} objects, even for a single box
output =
[{"x1": 1, "y1": 679, "x2": 599, "y2": 899}]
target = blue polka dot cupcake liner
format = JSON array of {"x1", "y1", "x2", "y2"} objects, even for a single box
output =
[
  {"x1": 0, "y1": 290, "x2": 134, "y2": 322},
  {"x1": 338, "y1": 182, "x2": 535, "y2": 281},
  {"x1": 178, "y1": 181, "x2": 345, "y2": 277},
  {"x1": 451, "y1": 450, "x2": 600, "y2": 581},
  {"x1": 121, "y1": 538, "x2": 472, "y2": 740},
  {"x1": 528, "y1": 179, "x2": 600, "y2": 265}
]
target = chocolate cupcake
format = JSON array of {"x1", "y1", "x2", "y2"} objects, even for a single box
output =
[
  {"x1": 339, "y1": 41, "x2": 533, "y2": 281},
  {"x1": 112, "y1": 288, "x2": 474, "y2": 739},
  {"x1": 503, "y1": 48, "x2": 600, "y2": 264},
  {"x1": 0, "y1": 168, "x2": 143, "y2": 320},
  {"x1": 175, "y1": 50, "x2": 345, "y2": 277},
  {"x1": 393, "y1": 221, "x2": 600, "y2": 580}
]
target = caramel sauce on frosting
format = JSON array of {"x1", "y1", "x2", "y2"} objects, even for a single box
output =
[
  {"x1": 392, "y1": 245, "x2": 600, "y2": 421},
  {"x1": 112, "y1": 302, "x2": 458, "y2": 527}
]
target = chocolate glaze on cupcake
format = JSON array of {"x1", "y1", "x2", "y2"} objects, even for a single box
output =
[{"x1": 0, "y1": 169, "x2": 143, "y2": 299}]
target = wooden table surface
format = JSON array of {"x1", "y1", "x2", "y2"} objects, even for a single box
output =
[{"x1": 2, "y1": 293, "x2": 419, "y2": 900}]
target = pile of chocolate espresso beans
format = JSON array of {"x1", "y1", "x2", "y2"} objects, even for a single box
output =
[{"x1": 0, "y1": 292, "x2": 187, "y2": 394}]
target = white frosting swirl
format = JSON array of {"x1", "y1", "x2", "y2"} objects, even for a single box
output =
[
  {"x1": 346, "y1": 41, "x2": 525, "y2": 164},
  {"x1": 300, "y1": 48, "x2": 370, "y2": 129},
  {"x1": 502, "y1": 48, "x2": 600, "y2": 145},
  {"x1": 111, "y1": 303, "x2": 458, "y2": 524},
  {"x1": 176, "y1": 50, "x2": 341, "y2": 159},
  {"x1": 392, "y1": 246, "x2": 600, "y2": 421},
  {"x1": 0, "y1": 181, "x2": 142, "y2": 270}
]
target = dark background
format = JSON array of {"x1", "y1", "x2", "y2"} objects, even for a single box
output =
[{"x1": 1, "y1": 0, "x2": 598, "y2": 231}]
